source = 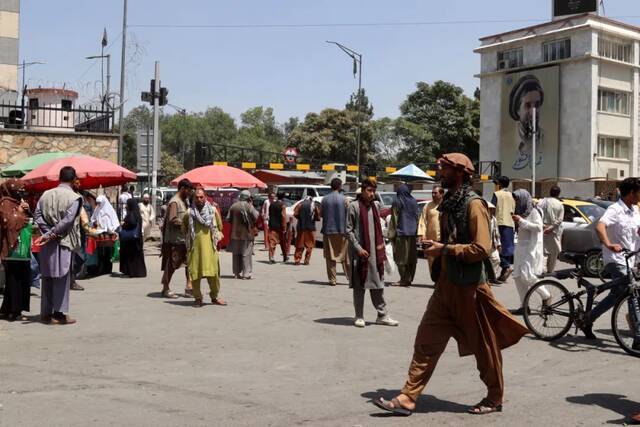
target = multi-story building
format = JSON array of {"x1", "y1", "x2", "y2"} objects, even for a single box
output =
[
  {"x1": 476, "y1": 12, "x2": 640, "y2": 198},
  {"x1": 0, "y1": 0, "x2": 19, "y2": 103}
]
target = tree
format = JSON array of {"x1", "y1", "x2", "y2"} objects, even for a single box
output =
[
  {"x1": 287, "y1": 108, "x2": 373, "y2": 164},
  {"x1": 370, "y1": 117, "x2": 404, "y2": 164},
  {"x1": 397, "y1": 81, "x2": 479, "y2": 163},
  {"x1": 345, "y1": 88, "x2": 374, "y2": 121},
  {"x1": 120, "y1": 105, "x2": 154, "y2": 171},
  {"x1": 234, "y1": 106, "x2": 285, "y2": 158},
  {"x1": 283, "y1": 116, "x2": 299, "y2": 138},
  {"x1": 159, "y1": 150, "x2": 185, "y2": 186}
]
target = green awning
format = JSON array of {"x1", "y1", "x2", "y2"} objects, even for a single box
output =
[{"x1": 1, "y1": 152, "x2": 80, "y2": 178}]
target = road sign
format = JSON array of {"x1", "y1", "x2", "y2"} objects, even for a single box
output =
[{"x1": 136, "y1": 128, "x2": 156, "y2": 172}]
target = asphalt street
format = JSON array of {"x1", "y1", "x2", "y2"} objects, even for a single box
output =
[{"x1": 0, "y1": 240, "x2": 638, "y2": 426}]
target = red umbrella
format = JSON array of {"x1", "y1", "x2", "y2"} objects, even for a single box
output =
[
  {"x1": 170, "y1": 165, "x2": 267, "y2": 189},
  {"x1": 21, "y1": 155, "x2": 137, "y2": 192}
]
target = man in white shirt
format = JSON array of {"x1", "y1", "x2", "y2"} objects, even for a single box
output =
[
  {"x1": 582, "y1": 178, "x2": 640, "y2": 340},
  {"x1": 538, "y1": 185, "x2": 564, "y2": 274},
  {"x1": 118, "y1": 185, "x2": 134, "y2": 220}
]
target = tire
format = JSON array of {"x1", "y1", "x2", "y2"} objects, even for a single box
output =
[
  {"x1": 582, "y1": 251, "x2": 604, "y2": 278},
  {"x1": 611, "y1": 294, "x2": 640, "y2": 358},
  {"x1": 523, "y1": 280, "x2": 575, "y2": 341}
]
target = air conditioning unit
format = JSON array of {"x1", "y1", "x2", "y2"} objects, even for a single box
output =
[
  {"x1": 498, "y1": 60, "x2": 508, "y2": 70},
  {"x1": 607, "y1": 168, "x2": 617, "y2": 180}
]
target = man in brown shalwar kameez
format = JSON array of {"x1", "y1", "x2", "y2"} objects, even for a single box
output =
[{"x1": 373, "y1": 153, "x2": 529, "y2": 416}]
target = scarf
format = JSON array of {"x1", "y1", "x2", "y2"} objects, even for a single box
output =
[
  {"x1": 92, "y1": 195, "x2": 120, "y2": 232},
  {"x1": 513, "y1": 189, "x2": 534, "y2": 218},
  {"x1": 358, "y1": 199, "x2": 386, "y2": 284},
  {"x1": 0, "y1": 179, "x2": 28, "y2": 259},
  {"x1": 392, "y1": 184, "x2": 419, "y2": 236},
  {"x1": 187, "y1": 201, "x2": 217, "y2": 251},
  {"x1": 438, "y1": 182, "x2": 473, "y2": 243}
]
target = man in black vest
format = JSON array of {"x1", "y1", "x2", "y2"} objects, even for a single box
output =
[{"x1": 268, "y1": 193, "x2": 288, "y2": 263}]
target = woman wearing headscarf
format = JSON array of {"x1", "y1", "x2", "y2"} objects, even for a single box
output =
[
  {"x1": 510, "y1": 189, "x2": 550, "y2": 315},
  {"x1": 0, "y1": 179, "x2": 32, "y2": 321},
  {"x1": 90, "y1": 195, "x2": 120, "y2": 275},
  {"x1": 388, "y1": 184, "x2": 420, "y2": 287},
  {"x1": 227, "y1": 190, "x2": 259, "y2": 279},
  {"x1": 118, "y1": 198, "x2": 147, "y2": 277}
]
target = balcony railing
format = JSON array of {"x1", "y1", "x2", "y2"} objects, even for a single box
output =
[{"x1": 0, "y1": 101, "x2": 114, "y2": 133}]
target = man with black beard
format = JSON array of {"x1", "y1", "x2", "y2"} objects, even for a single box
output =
[{"x1": 509, "y1": 75, "x2": 544, "y2": 171}]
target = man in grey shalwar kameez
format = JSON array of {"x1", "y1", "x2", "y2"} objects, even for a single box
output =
[
  {"x1": 346, "y1": 178, "x2": 399, "y2": 328},
  {"x1": 34, "y1": 166, "x2": 83, "y2": 325}
]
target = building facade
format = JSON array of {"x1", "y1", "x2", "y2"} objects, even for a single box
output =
[
  {"x1": 0, "y1": 0, "x2": 19, "y2": 103},
  {"x1": 476, "y1": 13, "x2": 640, "y2": 198}
]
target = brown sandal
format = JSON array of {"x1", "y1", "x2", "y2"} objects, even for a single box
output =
[
  {"x1": 193, "y1": 299, "x2": 204, "y2": 308},
  {"x1": 467, "y1": 398, "x2": 502, "y2": 415},
  {"x1": 372, "y1": 397, "x2": 413, "y2": 416},
  {"x1": 212, "y1": 298, "x2": 227, "y2": 306}
]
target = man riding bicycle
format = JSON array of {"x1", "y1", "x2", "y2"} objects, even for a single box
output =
[{"x1": 581, "y1": 178, "x2": 640, "y2": 340}]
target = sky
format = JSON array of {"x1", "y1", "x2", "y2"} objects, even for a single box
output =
[{"x1": 19, "y1": 0, "x2": 640, "y2": 123}]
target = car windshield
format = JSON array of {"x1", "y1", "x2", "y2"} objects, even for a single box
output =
[
  {"x1": 281, "y1": 198, "x2": 295, "y2": 207},
  {"x1": 577, "y1": 204, "x2": 605, "y2": 222},
  {"x1": 316, "y1": 188, "x2": 332, "y2": 197},
  {"x1": 380, "y1": 194, "x2": 396, "y2": 206}
]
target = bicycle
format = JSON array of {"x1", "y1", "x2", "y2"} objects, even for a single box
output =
[{"x1": 522, "y1": 249, "x2": 640, "y2": 358}]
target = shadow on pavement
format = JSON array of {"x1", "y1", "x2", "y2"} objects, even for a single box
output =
[
  {"x1": 566, "y1": 393, "x2": 639, "y2": 425},
  {"x1": 163, "y1": 300, "x2": 196, "y2": 307},
  {"x1": 362, "y1": 389, "x2": 469, "y2": 415},
  {"x1": 299, "y1": 280, "x2": 345, "y2": 286},
  {"x1": 523, "y1": 333, "x2": 627, "y2": 357},
  {"x1": 146, "y1": 292, "x2": 164, "y2": 298},
  {"x1": 314, "y1": 317, "x2": 362, "y2": 326}
]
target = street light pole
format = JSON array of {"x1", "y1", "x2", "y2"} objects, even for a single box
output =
[
  {"x1": 118, "y1": 0, "x2": 128, "y2": 166},
  {"x1": 326, "y1": 41, "x2": 363, "y2": 184}
]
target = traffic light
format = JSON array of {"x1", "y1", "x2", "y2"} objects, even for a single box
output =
[{"x1": 159, "y1": 87, "x2": 168, "y2": 106}]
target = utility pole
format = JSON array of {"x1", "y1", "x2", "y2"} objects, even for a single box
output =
[
  {"x1": 326, "y1": 41, "x2": 363, "y2": 184},
  {"x1": 151, "y1": 61, "x2": 161, "y2": 211},
  {"x1": 118, "y1": 0, "x2": 128, "y2": 165},
  {"x1": 532, "y1": 107, "x2": 537, "y2": 197}
]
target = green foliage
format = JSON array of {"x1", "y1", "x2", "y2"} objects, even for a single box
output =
[
  {"x1": 370, "y1": 117, "x2": 404, "y2": 163},
  {"x1": 159, "y1": 150, "x2": 185, "y2": 186},
  {"x1": 287, "y1": 108, "x2": 373, "y2": 164},
  {"x1": 345, "y1": 88, "x2": 374, "y2": 121},
  {"x1": 234, "y1": 106, "x2": 285, "y2": 158},
  {"x1": 397, "y1": 81, "x2": 479, "y2": 163}
]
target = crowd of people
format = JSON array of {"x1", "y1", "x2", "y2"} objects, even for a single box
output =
[{"x1": 0, "y1": 153, "x2": 639, "y2": 422}]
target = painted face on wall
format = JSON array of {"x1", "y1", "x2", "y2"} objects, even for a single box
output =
[{"x1": 519, "y1": 90, "x2": 542, "y2": 126}]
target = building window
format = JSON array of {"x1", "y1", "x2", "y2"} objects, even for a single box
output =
[
  {"x1": 28, "y1": 98, "x2": 38, "y2": 109},
  {"x1": 598, "y1": 37, "x2": 633, "y2": 63},
  {"x1": 598, "y1": 89, "x2": 630, "y2": 115},
  {"x1": 61, "y1": 100, "x2": 72, "y2": 111},
  {"x1": 543, "y1": 38, "x2": 571, "y2": 62},
  {"x1": 598, "y1": 136, "x2": 630, "y2": 159},
  {"x1": 497, "y1": 48, "x2": 523, "y2": 70}
]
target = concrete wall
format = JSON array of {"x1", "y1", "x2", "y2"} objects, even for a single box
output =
[{"x1": 0, "y1": 129, "x2": 118, "y2": 169}]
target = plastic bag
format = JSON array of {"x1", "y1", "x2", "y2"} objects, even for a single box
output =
[
  {"x1": 8, "y1": 223, "x2": 33, "y2": 260},
  {"x1": 110, "y1": 240, "x2": 120, "y2": 263},
  {"x1": 384, "y1": 242, "x2": 397, "y2": 277}
]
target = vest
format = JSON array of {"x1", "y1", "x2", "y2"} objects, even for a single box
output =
[
  {"x1": 163, "y1": 194, "x2": 187, "y2": 244},
  {"x1": 321, "y1": 192, "x2": 347, "y2": 235},
  {"x1": 39, "y1": 185, "x2": 82, "y2": 251},
  {"x1": 441, "y1": 193, "x2": 495, "y2": 286},
  {"x1": 268, "y1": 200, "x2": 284, "y2": 230},
  {"x1": 297, "y1": 199, "x2": 316, "y2": 231},
  {"x1": 494, "y1": 189, "x2": 515, "y2": 228}
]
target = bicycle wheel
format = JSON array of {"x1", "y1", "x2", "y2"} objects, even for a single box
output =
[
  {"x1": 523, "y1": 280, "x2": 574, "y2": 341},
  {"x1": 611, "y1": 294, "x2": 640, "y2": 358}
]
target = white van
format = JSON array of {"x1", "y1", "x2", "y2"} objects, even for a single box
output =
[{"x1": 275, "y1": 185, "x2": 332, "y2": 202}]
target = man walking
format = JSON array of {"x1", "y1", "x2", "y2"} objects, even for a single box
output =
[
  {"x1": 389, "y1": 184, "x2": 420, "y2": 287},
  {"x1": 293, "y1": 196, "x2": 320, "y2": 265},
  {"x1": 34, "y1": 166, "x2": 83, "y2": 325},
  {"x1": 492, "y1": 176, "x2": 516, "y2": 282},
  {"x1": 139, "y1": 193, "x2": 156, "y2": 241},
  {"x1": 268, "y1": 193, "x2": 288, "y2": 263},
  {"x1": 346, "y1": 178, "x2": 399, "y2": 328},
  {"x1": 160, "y1": 178, "x2": 194, "y2": 298},
  {"x1": 184, "y1": 187, "x2": 226, "y2": 307},
  {"x1": 261, "y1": 192, "x2": 273, "y2": 251},
  {"x1": 581, "y1": 177, "x2": 640, "y2": 340},
  {"x1": 320, "y1": 178, "x2": 350, "y2": 286},
  {"x1": 372, "y1": 154, "x2": 528, "y2": 416},
  {"x1": 227, "y1": 190, "x2": 259, "y2": 279},
  {"x1": 538, "y1": 185, "x2": 564, "y2": 274},
  {"x1": 418, "y1": 185, "x2": 444, "y2": 273}
]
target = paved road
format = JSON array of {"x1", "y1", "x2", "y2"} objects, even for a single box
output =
[{"x1": 0, "y1": 242, "x2": 637, "y2": 426}]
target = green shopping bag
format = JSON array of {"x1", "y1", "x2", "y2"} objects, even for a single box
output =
[
  {"x1": 111, "y1": 240, "x2": 120, "y2": 263},
  {"x1": 7, "y1": 222, "x2": 32, "y2": 260}
]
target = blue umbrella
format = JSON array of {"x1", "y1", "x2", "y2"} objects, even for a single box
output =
[{"x1": 390, "y1": 164, "x2": 434, "y2": 181}]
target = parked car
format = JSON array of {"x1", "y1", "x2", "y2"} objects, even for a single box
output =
[
  {"x1": 558, "y1": 219, "x2": 604, "y2": 277},
  {"x1": 560, "y1": 199, "x2": 605, "y2": 229},
  {"x1": 275, "y1": 185, "x2": 332, "y2": 202}
]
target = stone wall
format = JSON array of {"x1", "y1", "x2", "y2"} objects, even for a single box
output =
[{"x1": 0, "y1": 128, "x2": 118, "y2": 169}]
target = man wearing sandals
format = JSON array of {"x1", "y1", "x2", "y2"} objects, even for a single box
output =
[
  {"x1": 373, "y1": 153, "x2": 529, "y2": 416},
  {"x1": 160, "y1": 179, "x2": 194, "y2": 299},
  {"x1": 183, "y1": 187, "x2": 226, "y2": 308}
]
